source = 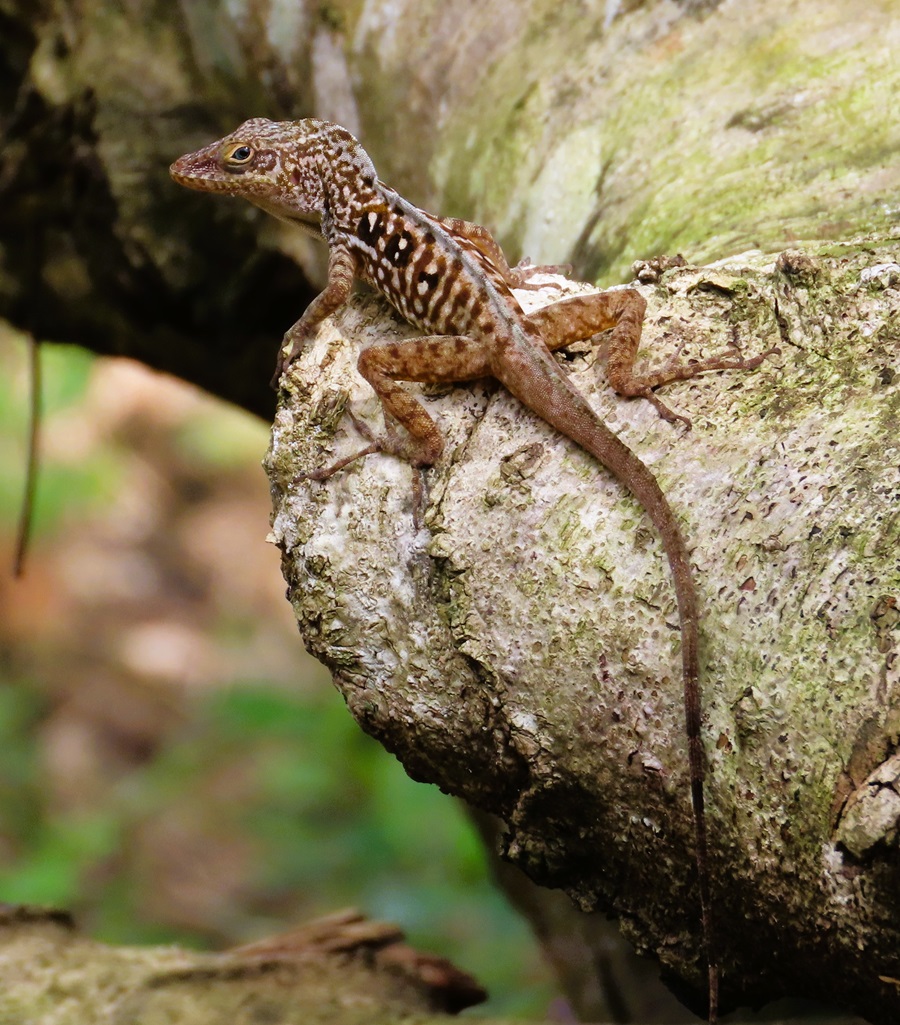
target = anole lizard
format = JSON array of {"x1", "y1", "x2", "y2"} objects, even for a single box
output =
[{"x1": 171, "y1": 118, "x2": 769, "y2": 1022}]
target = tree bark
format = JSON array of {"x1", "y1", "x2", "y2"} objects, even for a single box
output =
[
  {"x1": 266, "y1": 244, "x2": 900, "y2": 1022},
  {"x1": 0, "y1": 905, "x2": 489, "y2": 1024},
  {"x1": 2, "y1": 0, "x2": 899, "y2": 1020}
]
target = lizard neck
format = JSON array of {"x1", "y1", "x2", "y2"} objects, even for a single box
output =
[
  {"x1": 320, "y1": 172, "x2": 384, "y2": 240},
  {"x1": 311, "y1": 128, "x2": 383, "y2": 240}
]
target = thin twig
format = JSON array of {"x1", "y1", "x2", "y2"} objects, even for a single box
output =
[{"x1": 13, "y1": 334, "x2": 41, "y2": 577}]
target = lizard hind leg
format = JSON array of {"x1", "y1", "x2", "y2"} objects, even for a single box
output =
[
  {"x1": 527, "y1": 287, "x2": 772, "y2": 426},
  {"x1": 437, "y1": 215, "x2": 569, "y2": 288}
]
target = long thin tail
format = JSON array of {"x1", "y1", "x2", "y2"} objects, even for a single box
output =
[
  {"x1": 594, "y1": 434, "x2": 719, "y2": 1025},
  {"x1": 497, "y1": 342, "x2": 718, "y2": 1020}
]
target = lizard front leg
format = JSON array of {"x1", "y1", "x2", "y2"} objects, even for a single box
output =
[
  {"x1": 273, "y1": 244, "x2": 357, "y2": 387},
  {"x1": 528, "y1": 289, "x2": 772, "y2": 424}
]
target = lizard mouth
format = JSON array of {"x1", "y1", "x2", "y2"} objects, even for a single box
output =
[{"x1": 169, "y1": 151, "x2": 226, "y2": 191}]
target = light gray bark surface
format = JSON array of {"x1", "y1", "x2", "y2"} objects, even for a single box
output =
[{"x1": 267, "y1": 238, "x2": 900, "y2": 1021}]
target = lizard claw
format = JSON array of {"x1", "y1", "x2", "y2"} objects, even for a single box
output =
[
  {"x1": 270, "y1": 347, "x2": 294, "y2": 391},
  {"x1": 272, "y1": 322, "x2": 316, "y2": 389},
  {"x1": 410, "y1": 467, "x2": 427, "y2": 530},
  {"x1": 642, "y1": 390, "x2": 693, "y2": 429},
  {"x1": 292, "y1": 408, "x2": 383, "y2": 482},
  {"x1": 291, "y1": 408, "x2": 429, "y2": 527},
  {"x1": 299, "y1": 442, "x2": 382, "y2": 482}
]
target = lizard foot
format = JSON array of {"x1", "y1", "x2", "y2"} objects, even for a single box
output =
[
  {"x1": 271, "y1": 323, "x2": 316, "y2": 389},
  {"x1": 271, "y1": 345, "x2": 294, "y2": 391},
  {"x1": 614, "y1": 343, "x2": 778, "y2": 426},
  {"x1": 299, "y1": 409, "x2": 381, "y2": 481},
  {"x1": 301, "y1": 443, "x2": 382, "y2": 481},
  {"x1": 650, "y1": 342, "x2": 779, "y2": 387},
  {"x1": 640, "y1": 389, "x2": 693, "y2": 429},
  {"x1": 271, "y1": 349, "x2": 296, "y2": 390},
  {"x1": 676, "y1": 343, "x2": 779, "y2": 378},
  {"x1": 293, "y1": 409, "x2": 429, "y2": 528}
]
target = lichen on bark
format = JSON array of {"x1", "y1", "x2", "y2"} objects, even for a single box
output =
[{"x1": 267, "y1": 235, "x2": 900, "y2": 1021}]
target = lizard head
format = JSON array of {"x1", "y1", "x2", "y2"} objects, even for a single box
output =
[{"x1": 170, "y1": 118, "x2": 375, "y2": 231}]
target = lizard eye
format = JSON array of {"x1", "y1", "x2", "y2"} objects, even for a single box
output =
[{"x1": 223, "y1": 144, "x2": 254, "y2": 167}]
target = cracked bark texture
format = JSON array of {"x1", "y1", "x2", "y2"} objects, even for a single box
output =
[{"x1": 267, "y1": 241, "x2": 900, "y2": 1022}]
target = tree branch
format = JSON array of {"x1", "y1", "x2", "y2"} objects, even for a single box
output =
[
  {"x1": 0, "y1": 905, "x2": 489, "y2": 1024},
  {"x1": 267, "y1": 243, "x2": 900, "y2": 1021},
  {"x1": 2, "y1": 1, "x2": 899, "y2": 1019}
]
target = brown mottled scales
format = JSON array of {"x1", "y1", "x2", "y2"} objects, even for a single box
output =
[{"x1": 171, "y1": 117, "x2": 771, "y2": 1023}]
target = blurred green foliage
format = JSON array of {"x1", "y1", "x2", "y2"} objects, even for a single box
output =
[
  {"x1": 0, "y1": 340, "x2": 118, "y2": 538},
  {"x1": 0, "y1": 337, "x2": 554, "y2": 1017},
  {"x1": 0, "y1": 680, "x2": 552, "y2": 1015}
]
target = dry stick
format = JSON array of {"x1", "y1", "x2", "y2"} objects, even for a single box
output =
[{"x1": 13, "y1": 333, "x2": 41, "y2": 578}]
